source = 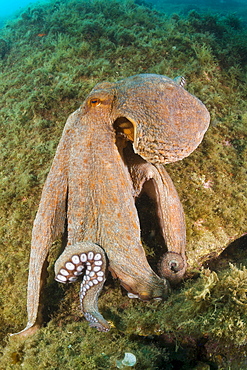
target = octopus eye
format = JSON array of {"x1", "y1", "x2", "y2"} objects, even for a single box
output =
[{"x1": 90, "y1": 98, "x2": 101, "y2": 107}]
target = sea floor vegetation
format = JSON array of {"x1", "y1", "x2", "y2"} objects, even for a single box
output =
[{"x1": 0, "y1": 0, "x2": 247, "y2": 368}]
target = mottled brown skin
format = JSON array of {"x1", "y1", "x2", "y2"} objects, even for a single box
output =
[
  {"x1": 12, "y1": 74, "x2": 210, "y2": 337},
  {"x1": 112, "y1": 74, "x2": 210, "y2": 164},
  {"x1": 119, "y1": 142, "x2": 187, "y2": 285}
]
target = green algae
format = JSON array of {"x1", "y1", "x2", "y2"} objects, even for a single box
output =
[
  {"x1": 0, "y1": 0, "x2": 247, "y2": 368},
  {"x1": 2, "y1": 321, "x2": 168, "y2": 369},
  {"x1": 120, "y1": 264, "x2": 247, "y2": 343}
]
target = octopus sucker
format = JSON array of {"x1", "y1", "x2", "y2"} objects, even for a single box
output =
[
  {"x1": 117, "y1": 141, "x2": 187, "y2": 284},
  {"x1": 55, "y1": 241, "x2": 109, "y2": 331},
  {"x1": 158, "y1": 252, "x2": 186, "y2": 285},
  {"x1": 12, "y1": 74, "x2": 209, "y2": 337}
]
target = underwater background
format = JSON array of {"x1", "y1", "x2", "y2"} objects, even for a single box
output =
[{"x1": 0, "y1": 0, "x2": 247, "y2": 368}]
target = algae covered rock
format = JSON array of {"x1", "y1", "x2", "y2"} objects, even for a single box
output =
[{"x1": 0, "y1": 38, "x2": 8, "y2": 58}]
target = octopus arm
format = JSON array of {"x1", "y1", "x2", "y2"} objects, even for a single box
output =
[
  {"x1": 54, "y1": 241, "x2": 110, "y2": 332},
  {"x1": 150, "y1": 163, "x2": 187, "y2": 284},
  {"x1": 11, "y1": 112, "x2": 76, "y2": 337},
  {"x1": 123, "y1": 143, "x2": 186, "y2": 284}
]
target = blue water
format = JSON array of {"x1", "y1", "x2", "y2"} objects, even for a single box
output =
[
  {"x1": 0, "y1": 0, "x2": 52, "y2": 28},
  {"x1": 1, "y1": 0, "x2": 246, "y2": 18},
  {"x1": 0, "y1": 0, "x2": 36, "y2": 17}
]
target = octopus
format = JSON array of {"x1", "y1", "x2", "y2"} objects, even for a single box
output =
[{"x1": 13, "y1": 74, "x2": 210, "y2": 337}]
